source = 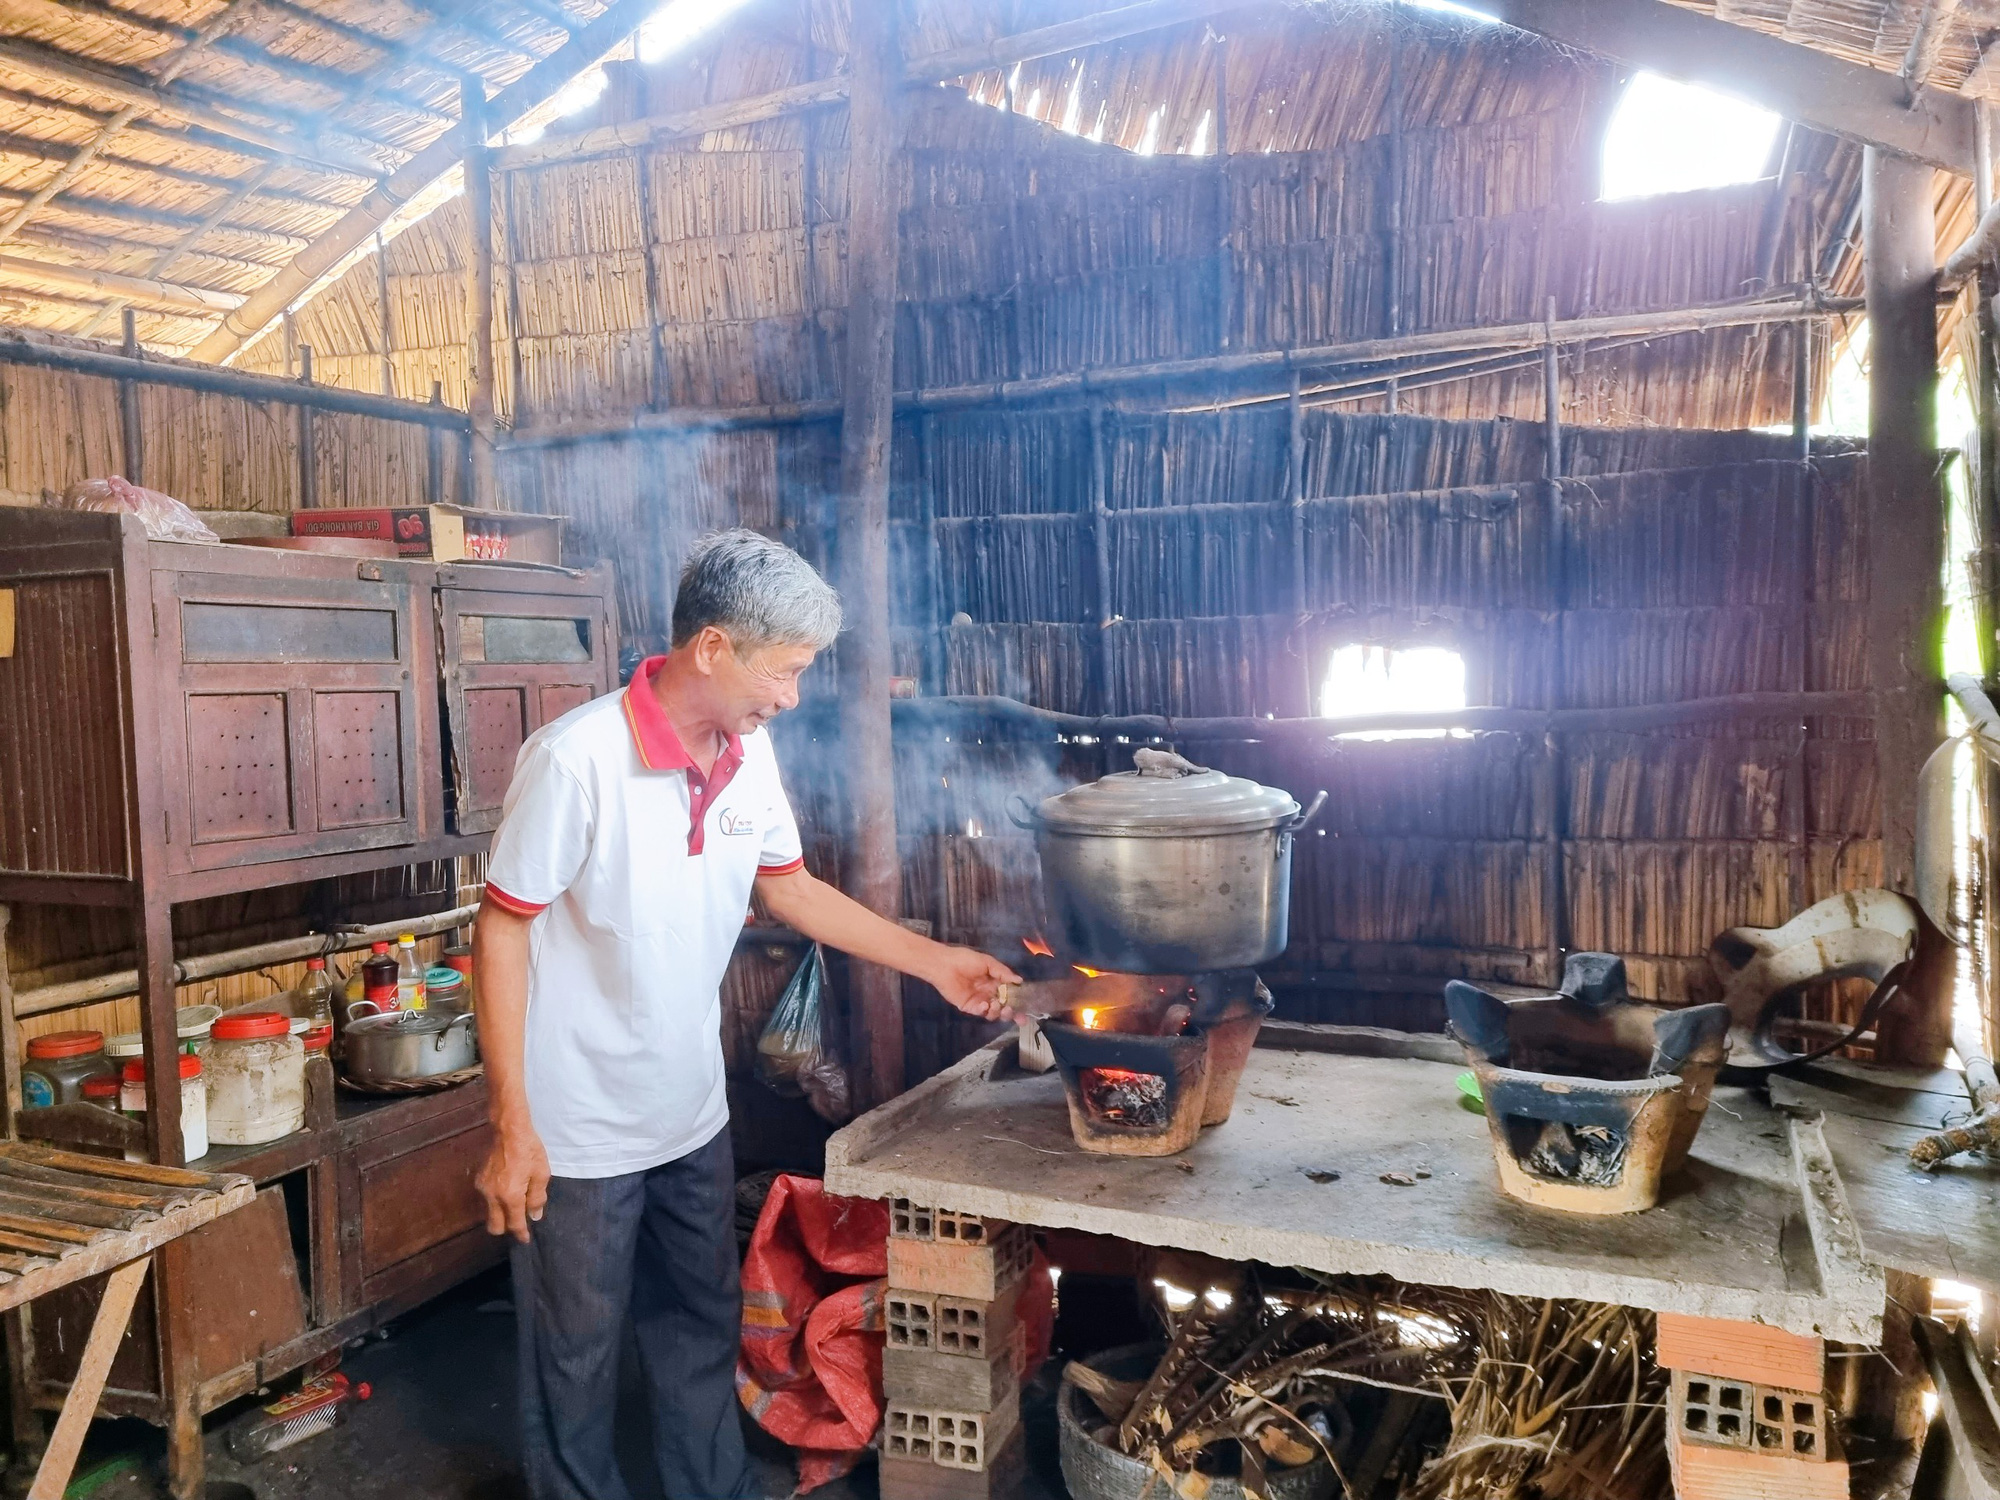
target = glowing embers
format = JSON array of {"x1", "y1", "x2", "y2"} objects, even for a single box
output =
[
  {"x1": 1077, "y1": 1066, "x2": 1169, "y2": 1127},
  {"x1": 1041, "y1": 1014, "x2": 1209, "y2": 1157}
]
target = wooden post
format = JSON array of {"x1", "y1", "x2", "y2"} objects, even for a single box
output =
[
  {"x1": 117, "y1": 309, "x2": 142, "y2": 487},
  {"x1": 1211, "y1": 36, "x2": 1230, "y2": 354},
  {"x1": 501, "y1": 167, "x2": 529, "y2": 431},
  {"x1": 1003, "y1": 67, "x2": 1029, "y2": 382},
  {"x1": 296, "y1": 344, "x2": 317, "y2": 510},
  {"x1": 426, "y1": 380, "x2": 445, "y2": 505},
  {"x1": 1288, "y1": 372, "x2": 1310, "y2": 714},
  {"x1": 632, "y1": 125, "x2": 669, "y2": 410},
  {"x1": 374, "y1": 229, "x2": 394, "y2": 398},
  {"x1": 1091, "y1": 402, "x2": 1116, "y2": 713},
  {"x1": 1385, "y1": 4, "x2": 1404, "y2": 347},
  {"x1": 1789, "y1": 318, "x2": 1815, "y2": 912},
  {"x1": 1542, "y1": 297, "x2": 1567, "y2": 988},
  {"x1": 1862, "y1": 149, "x2": 1945, "y2": 889},
  {"x1": 464, "y1": 78, "x2": 500, "y2": 510},
  {"x1": 1864, "y1": 147, "x2": 1949, "y2": 1064},
  {"x1": 835, "y1": 0, "x2": 906, "y2": 1106}
]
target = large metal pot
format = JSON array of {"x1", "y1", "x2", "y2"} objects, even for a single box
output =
[
  {"x1": 341, "y1": 1004, "x2": 477, "y2": 1085},
  {"x1": 1012, "y1": 750, "x2": 1325, "y2": 973}
]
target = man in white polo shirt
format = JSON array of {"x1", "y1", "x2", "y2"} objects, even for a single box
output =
[{"x1": 473, "y1": 530, "x2": 1020, "y2": 1500}]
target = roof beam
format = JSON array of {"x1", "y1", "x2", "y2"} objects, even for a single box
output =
[
  {"x1": 496, "y1": 0, "x2": 1261, "y2": 170},
  {"x1": 1901, "y1": 0, "x2": 1966, "y2": 96},
  {"x1": 193, "y1": 0, "x2": 666, "y2": 364},
  {"x1": 0, "y1": 122, "x2": 350, "y2": 213},
  {"x1": 27, "y1": 0, "x2": 455, "y2": 126},
  {"x1": 1474, "y1": 0, "x2": 1975, "y2": 173},
  {"x1": 0, "y1": 185, "x2": 310, "y2": 251},
  {"x1": 0, "y1": 253, "x2": 242, "y2": 313},
  {"x1": 911, "y1": 0, "x2": 1258, "y2": 81},
  {"x1": 0, "y1": 36, "x2": 385, "y2": 177}
]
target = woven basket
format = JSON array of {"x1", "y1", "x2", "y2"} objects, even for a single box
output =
[{"x1": 337, "y1": 1064, "x2": 484, "y2": 1095}]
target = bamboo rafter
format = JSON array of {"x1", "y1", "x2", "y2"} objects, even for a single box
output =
[{"x1": 0, "y1": 35, "x2": 385, "y2": 179}]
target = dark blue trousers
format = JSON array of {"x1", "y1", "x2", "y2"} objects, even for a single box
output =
[{"x1": 512, "y1": 1128, "x2": 753, "y2": 1500}]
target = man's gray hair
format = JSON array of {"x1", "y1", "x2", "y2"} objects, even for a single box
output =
[{"x1": 671, "y1": 529, "x2": 842, "y2": 652}]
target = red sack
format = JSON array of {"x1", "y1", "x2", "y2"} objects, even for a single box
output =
[
  {"x1": 736, "y1": 1175, "x2": 1057, "y2": 1495},
  {"x1": 737, "y1": 1176, "x2": 889, "y2": 1492}
]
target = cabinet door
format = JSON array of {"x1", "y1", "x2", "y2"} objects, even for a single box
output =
[
  {"x1": 156, "y1": 565, "x2": 426, "y2": 871},
  {"x1": 355, "y1": 1116, "x2": 495, "y2": 1307},
  {"x1": 438, "y1": 585, "x2": 615, "y2": 834}
]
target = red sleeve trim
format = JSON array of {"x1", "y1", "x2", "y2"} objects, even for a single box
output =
[
  {"x1": 756, "y1": 856, "x2": 806, "y2": 878},
  {"x1": 484, "y1": 883, "x2": 550, "y2": 917}
]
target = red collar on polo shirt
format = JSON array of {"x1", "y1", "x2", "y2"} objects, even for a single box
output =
[{"x1": 621, "y1": 655, "x2": 745, "y2": 856}]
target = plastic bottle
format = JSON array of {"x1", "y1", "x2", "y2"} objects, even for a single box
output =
[
  {"x1": 294, "y1": 957, "x2": 336, "y2": 1031},
  {"x1": 225, "y1": 1372, "x2": 371, "y2": 1461},
  {"x1": 360, "y1": 943, "x2": 399, "y2": 1013},
  {"x1": 395, "y1": 934, "x2": 426, "y2": 1011}
]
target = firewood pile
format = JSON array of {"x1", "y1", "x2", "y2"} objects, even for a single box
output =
[{"x1": 1064, "y1": 1273, "x2": 1670, "y2": 1500}]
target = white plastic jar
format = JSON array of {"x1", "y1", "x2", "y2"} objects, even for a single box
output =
[
  {"x1": 205, "y1": 1011, "x2": 305, "y2": 1146},
  {"x1": 119, "y1": 1054, "x2": 208, "y2": 1161}
]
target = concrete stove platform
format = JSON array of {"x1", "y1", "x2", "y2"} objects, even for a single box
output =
[{"x1": 826, "y1": 1022, "x2": 1883, "y2": 1342}]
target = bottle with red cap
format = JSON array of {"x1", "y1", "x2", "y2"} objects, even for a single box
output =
[{"x1": 360, "y1": 942, "x2": 399, "y2": 1014}]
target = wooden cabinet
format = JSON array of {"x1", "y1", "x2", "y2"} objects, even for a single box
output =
[
  {"x1": 436, "y1": 562, "x2": 618, "y2": 834},
  {"x1": 0, "y1": 510, "x2": 619, "y2": 901}
]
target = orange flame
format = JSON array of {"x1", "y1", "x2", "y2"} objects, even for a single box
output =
[
  {"x1": 1073, "y1": 964, "x2": 1103, "y2": 979},
  {"x1": 1023, "y1": 934, "x2": 1054, "y2": 958},
  {"x1": 1079, "y1": 1007, "x2": 1102, "y2": 1030}
]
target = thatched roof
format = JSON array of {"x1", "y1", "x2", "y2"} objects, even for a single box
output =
[
  {"x1": 0, "y1": 0, "x2": 642, "y2": 353},
  {"x1": 0, "y1": 0, "x2": 1984, "y2": 369}
]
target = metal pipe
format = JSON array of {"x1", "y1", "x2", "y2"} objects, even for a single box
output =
[
  {"x1": 785, "y1": 688, "x2": 1876, "y2": 745},
  {"x1": 0, "y1": 326, "x2": 470, "y2": 428},
  {"x1": 507, "y1": 290, "x2": 1862, "y2": 448},
  {"x1": 15, "y1": 903, "x2": 480, "y2": 1019}
]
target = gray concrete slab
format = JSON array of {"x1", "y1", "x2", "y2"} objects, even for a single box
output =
[{"x1": 826, "y1": 1027, "x2": 1884, "y2": 1341}]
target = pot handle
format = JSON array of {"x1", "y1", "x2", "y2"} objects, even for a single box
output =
[
  {"x1": 343, "y1": 999, "x2": 383, "y2": 1021},
  {"x1": 433, "y1": 1010, "x2": 477, "y2": 1051},
  {"x1": 1005, "y1": 793, "x2": 1041, "y2": 832},
  {"x1": 1282, "y1": 790, "x2": 1329, "y2": 835}
]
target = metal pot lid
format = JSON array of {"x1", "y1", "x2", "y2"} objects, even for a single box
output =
[
  {"x1": 1036, "y1": 749, "x2": 1300, "y2": 835},
  {"x1": 346, "y1": 1008, "x2": 468, "y2": 1036}
]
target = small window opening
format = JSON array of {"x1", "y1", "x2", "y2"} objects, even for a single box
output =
[
  {"x1": 1599, "y1": 73, "x2": 1782, "y2": 202},
  {"x1": 1320, "y1": 644, "x2": 1466, "y2": 738}
]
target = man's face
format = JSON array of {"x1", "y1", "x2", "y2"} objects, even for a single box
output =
[{"x1": 702, "y1": 633, "x2": 818, "y2": 734}]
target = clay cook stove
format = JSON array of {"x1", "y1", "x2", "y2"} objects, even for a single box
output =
[
  {"x1": 1030, "y1": 969, "x2": 1272, "y2": 1155},
  {"x1": 1445, "y1": 953, "x2": 1731, "y2": 1214}
]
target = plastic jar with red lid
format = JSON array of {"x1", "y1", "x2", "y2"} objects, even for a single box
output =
[
  {"x1": 120, "y1": 1054, "x2": 207, "y2": 1161},
  {"x1": 22, "y1": 1030, "x2": 114, "y2": 1109},
  {"x1": 206, "y1": 1011, "x2": 305, "y2": 1147}
]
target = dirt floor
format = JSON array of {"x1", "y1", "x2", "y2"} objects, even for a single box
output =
[{"x1": 47, "y1": 1264, "x2": 1072, "y2": 1500}]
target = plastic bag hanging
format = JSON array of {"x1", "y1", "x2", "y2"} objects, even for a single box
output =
[{"x1": 753, "y1": 945, "x2": 852, "y2": 1124}]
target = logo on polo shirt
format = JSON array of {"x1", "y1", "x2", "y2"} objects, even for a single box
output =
[{"x1": 716, "y1": 808, "x2": 757, "y2": 837}]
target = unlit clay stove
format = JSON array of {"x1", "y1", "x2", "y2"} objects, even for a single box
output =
[{"x1": 1445, "y1": 953, "x2": 1731, "y2": 1215}]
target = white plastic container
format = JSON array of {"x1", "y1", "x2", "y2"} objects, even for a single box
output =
[
  {"x1": 205, "y1": 1011, "x2": 305, "y2": 1146},
  {"x1": 120, "y1": 1054, "x2": 208, "y2": 1162}
]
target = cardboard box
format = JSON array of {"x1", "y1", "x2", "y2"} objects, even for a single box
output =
[{"x1": 291, "y1": 504, "x2": 562, "y2": 565}]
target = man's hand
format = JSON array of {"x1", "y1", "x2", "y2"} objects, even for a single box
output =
[
  {"x1": 923, "y1": 945, "x2": 1024, "y2": 1021},
  {"x1": 477, "y1": 1121, "x2": 551, "y2": 1243}
]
